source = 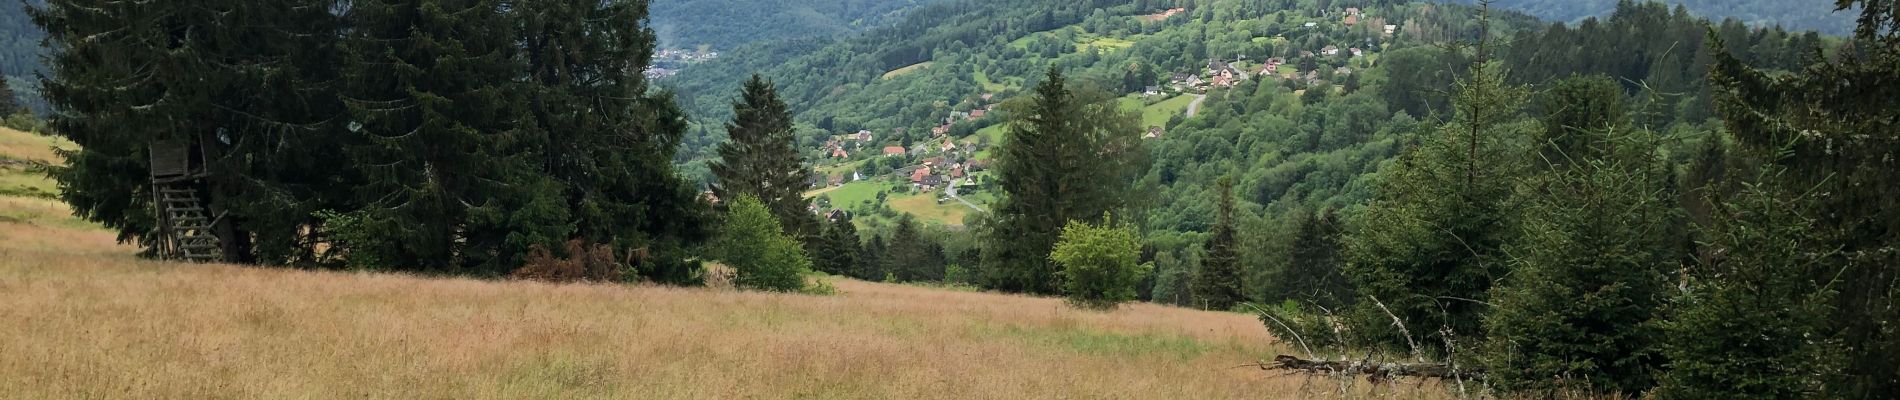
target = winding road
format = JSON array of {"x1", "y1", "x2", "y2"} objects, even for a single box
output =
[
  {"x1": 945, "y1": 182, "x2": 987, "y2": 213},
  {"x1": 1184, "y1": 94, "x2": 1209, "y2": 117}
]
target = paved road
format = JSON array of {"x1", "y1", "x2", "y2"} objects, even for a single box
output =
[
  {"x1": 945, "y1": 183, "x2": 987, "y2": 213},
  {"x1": 1185, "y1": 94, "x2": 1208, "y2": 117}
]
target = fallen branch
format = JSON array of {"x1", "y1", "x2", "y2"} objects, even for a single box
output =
[{"x1": 1260, "y1": 355, "x2": 1486, "y2": 383}]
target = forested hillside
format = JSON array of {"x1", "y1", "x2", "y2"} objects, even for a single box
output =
[
  {"x1": 649, "y1": 0, "x2": 940, "y2": 49},
  {"x1": 0, "y1": 0, "x2": 45, "y2": 112},
  {"x1": 1451, "y1": 0, "x2": 1857, "y2": 35}
]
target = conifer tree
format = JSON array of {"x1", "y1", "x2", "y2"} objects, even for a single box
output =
[
  {"x1": 338, "y1": 0, "x2": 568, "y2": 274},
  {"x1": 1485, "y1": 125, "x2": 1677, "y2": 395},
  {"x1": 1342, "y1": 59, "x2": 1529, "y2": 357},
  {"x1": 814, "y1": 214, "x2": 861, "y2": 276},
  {"x1": 515, "y1": 0, "x2": 710, "y2": 281},
  {"x1": 886, "y1": 214, "x2": 943, "y2": 282},
  {"x1": 1533, "y1": 75, "x2": 1626, "y2": 169},
  {"x1": 1655, "y1": 170, "x2": 1836, "y2": 399},
  {"x1": 1192, "y1": 176, "x2": 1244, "y2": 310},
  {"x1": 858, "y1": 234, "x2": 889, "y2": 281},
  {"x1": 0, "y1": 71, "x2": 17, "y2": 116},
  {"x1": 34, "y1": 0, "x2": 353, "y2": 263},
  {"x1": 1279, "y1": 208, "x2": 1354, "y2": 310},
  {"x1": 1699, "y1": 2, "x2": 1900, "y2": 394},
  {"x1": 983, "y1": 67, "x2": 1143, "y2": 294},
  {"x1": 711, "y1": 74, "x2": 816, "y2": 243}
]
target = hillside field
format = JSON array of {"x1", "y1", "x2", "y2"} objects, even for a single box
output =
[{"x1": 0, "y1": 126, "x2": 1456, "y2": 398}]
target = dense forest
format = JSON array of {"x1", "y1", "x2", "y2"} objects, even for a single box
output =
[
  {"x1": 1449, "y1": 0, "x2": 1856, "y2": 35},
  {"x1": 649, "y1": 0, "x2": 940, "y2": 49},
  {"x1": 20, "y1": 0, "x2": 1899, "y2": 397}
]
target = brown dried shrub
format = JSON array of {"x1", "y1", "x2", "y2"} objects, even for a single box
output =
[{"x1": 511, "y1": 240, "x2": 621, "y2": 283}]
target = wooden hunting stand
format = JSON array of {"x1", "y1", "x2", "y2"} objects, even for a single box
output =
[{"x1": 150, "y1": 140, "x2": 221, "y2": 262}]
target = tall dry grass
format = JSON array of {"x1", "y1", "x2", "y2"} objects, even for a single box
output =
[{"x1": 0, "y1": 139, "x2": 1455, "y2": 398}]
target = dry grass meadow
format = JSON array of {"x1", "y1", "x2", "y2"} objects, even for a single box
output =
[{"x1": 0, "y1": 126, "x2": 1453, "y2": 399}]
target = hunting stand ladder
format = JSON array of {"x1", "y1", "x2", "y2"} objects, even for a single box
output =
[{"x1": 149, "y1": 140, "x2": 221, "y2": 262}]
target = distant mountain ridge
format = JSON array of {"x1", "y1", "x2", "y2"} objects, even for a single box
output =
[
  {"x1": 1458, "y1": 0, "x2": 1856, "y2": 35},
  {"x1": 649, "y1": 0, "x2": 940, "y2": 50}
]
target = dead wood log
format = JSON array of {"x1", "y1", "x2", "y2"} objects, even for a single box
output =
[{"x1": 1260, "y1": 355, "x2": 1485, "y2": 383}]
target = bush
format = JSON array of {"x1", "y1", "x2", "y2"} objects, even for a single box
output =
[
  {"x1": 707, "y1": 195, "x2": 812, "y2": 292},
  {"x1": 1050, "y1": 213, "x2": 1150, "y2": 310},
  {"x1": 511, "y1": 239, "x2": 621, "y2": 283}
]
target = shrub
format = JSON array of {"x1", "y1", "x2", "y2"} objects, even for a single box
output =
[
  {"x1": 1050, "y1": 213, "x2": 1149, "y2": 310},
  {"x1": 708, "y1": 195, "x2": 811, "y2": 292},
  {"x1": 511, "y1": 239, "x2": 620, "y2": 283}
]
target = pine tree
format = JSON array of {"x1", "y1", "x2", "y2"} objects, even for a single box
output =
[
  {"x1": 338, "y1": 0, "x2": 568, "y2": 274},
  {"x1": 711, "y1": 74, "x2": 816, "y2": 244},
  {"x1": 982, "y1": 67, "x2": 1144, "y2": 294},
  {"x1": 515, "y1": 0, "x2": 710, "y2": 282},
  {"x1": 1192, "y1": 176, "x2": 1245, "y2": 310},
  {"x1": 1342, "y1": 59, "x2": 1529, "y2": 357}
]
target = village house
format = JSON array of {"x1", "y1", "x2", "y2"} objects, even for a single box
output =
[
  {"x1": 969, "y1": 109, "x2": 987, "y2": 119},
  {"x1": 1322, "y1": 45, "x2": 1340, "y2": 56},
  {"x1": 1344, "y1": 14, "x2": 1359, "y2": 26},
  {"x1": 855, "y1": 130, "x2": 874, "y2": 142},
  {"x1": 1350, "y1": 47, "x2": 1364, "y2": 58},
  {"x1": 909, "y1": 167, "x2": 933, "y2": 184},
  {"x1": 1144, "y1": 85, "x2": 1163, "y2": 96},
  {"x1": 883, "y1": 146, "x2": 907, "y2": 156},
  {"x1": 1145, "y1": 126, "x2": 1165, "y2": 139},
  {"x1": 825, "y1": 209, "x2": 849, "y2": 222},
  {"x1": 1384, "y1": 24, "x2": 1399, "y2": 36},
  {"x1": 980, "y1": 93, "x2": 995, "y2": 102},
  {"x1": 932, "y1": 124, "x2": 951, "y2": 136},
  {"x1": 828, "y1": 174, "x2": 845, "y2": 187},
  {"x1": 922, "y1": 156, "x2": 946, "y2": 167},
  {"x1": 940, "y1": 139, "x2": 958, "y2": 153},
  {"x1": 831, "y1": 146, "x2": 849, "y2": 159},
  {"x1": 920, "y1": 174, "x2": 945, "y2": 188}
]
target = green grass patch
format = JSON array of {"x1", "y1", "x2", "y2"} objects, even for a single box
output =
[
  {"x1": 812, "y1": 179, "x2": 898, "y2": 209},
  {"x1": 973, "y1": 70, "x2": 1010, "y2": 93},
  {"x1": 881, "y1": 61, "x2": 934, "y2": 80},
  {"x1": 889, "y1": 193, "x2": 971, "y2": 226}
]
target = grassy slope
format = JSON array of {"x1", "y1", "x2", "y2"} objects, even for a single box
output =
[
  {"x1": 0, "y1": 119, "x2": 1448, "y2": 400},
  {"x1": 881, "y1": 61, "x2": 935, "y2": 80}
]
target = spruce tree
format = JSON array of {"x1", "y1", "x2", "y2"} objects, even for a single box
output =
[
  {"x1": 1485, "y1": 126, "x2": 1677, "y2": 395},
  {"x1": 515, "y1": 0, "x2": 710, "y2": 281},
  {"x1": 710, "y1": 74, "x2": 816, "y2": 243},
  {"x1": 338, "y1": 0, "x2": 568, "y2": 274},
  {"x1": 1279, "y1": 208, "x2": 1354, "y2": 310},
  {"x1": 1342, "y1": 60, "x2": 1529, "y2": 357},
  {"x1": 886, "y1": 215, "x2": 943, "y2": 282},
  {"x1": 1699, "y1": 3, "x2": 1900, "y2": 394},
  {"x1": 1192, "y1": 176, "x2": 1245, "y2": 310},
  {"x1": 858, "y1": 234, "x2": 889, "y2": 281},
  {"x1": 814, "y1": 214, "x2": 861, "y2": 276},
  {"x1": 1655, "y1": 169, "x2": 1835, "y2": 399},
  {"x1": 0, "y1": 70, "x2": 16, "y2": 116},
  {"x1": 983, "y1": 67, "x2": 1144, "y2": 294},
  {"x1": 1533, "y1": 75, "x2": 1626, "y2": 169},
  {"x1": 34, "y1": 0, "x2": 353, "y2": 263}
]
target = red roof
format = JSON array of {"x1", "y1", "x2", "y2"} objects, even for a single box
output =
[
  {"x1": 883, "y1": 146, "x2": 906, "y2": 156},
  {"x1": 910, "y1": 167, "x2": 933, "y2": 183},
  {"x1": 970, "y1": 109, "x2": 987, "y2": 118}
]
